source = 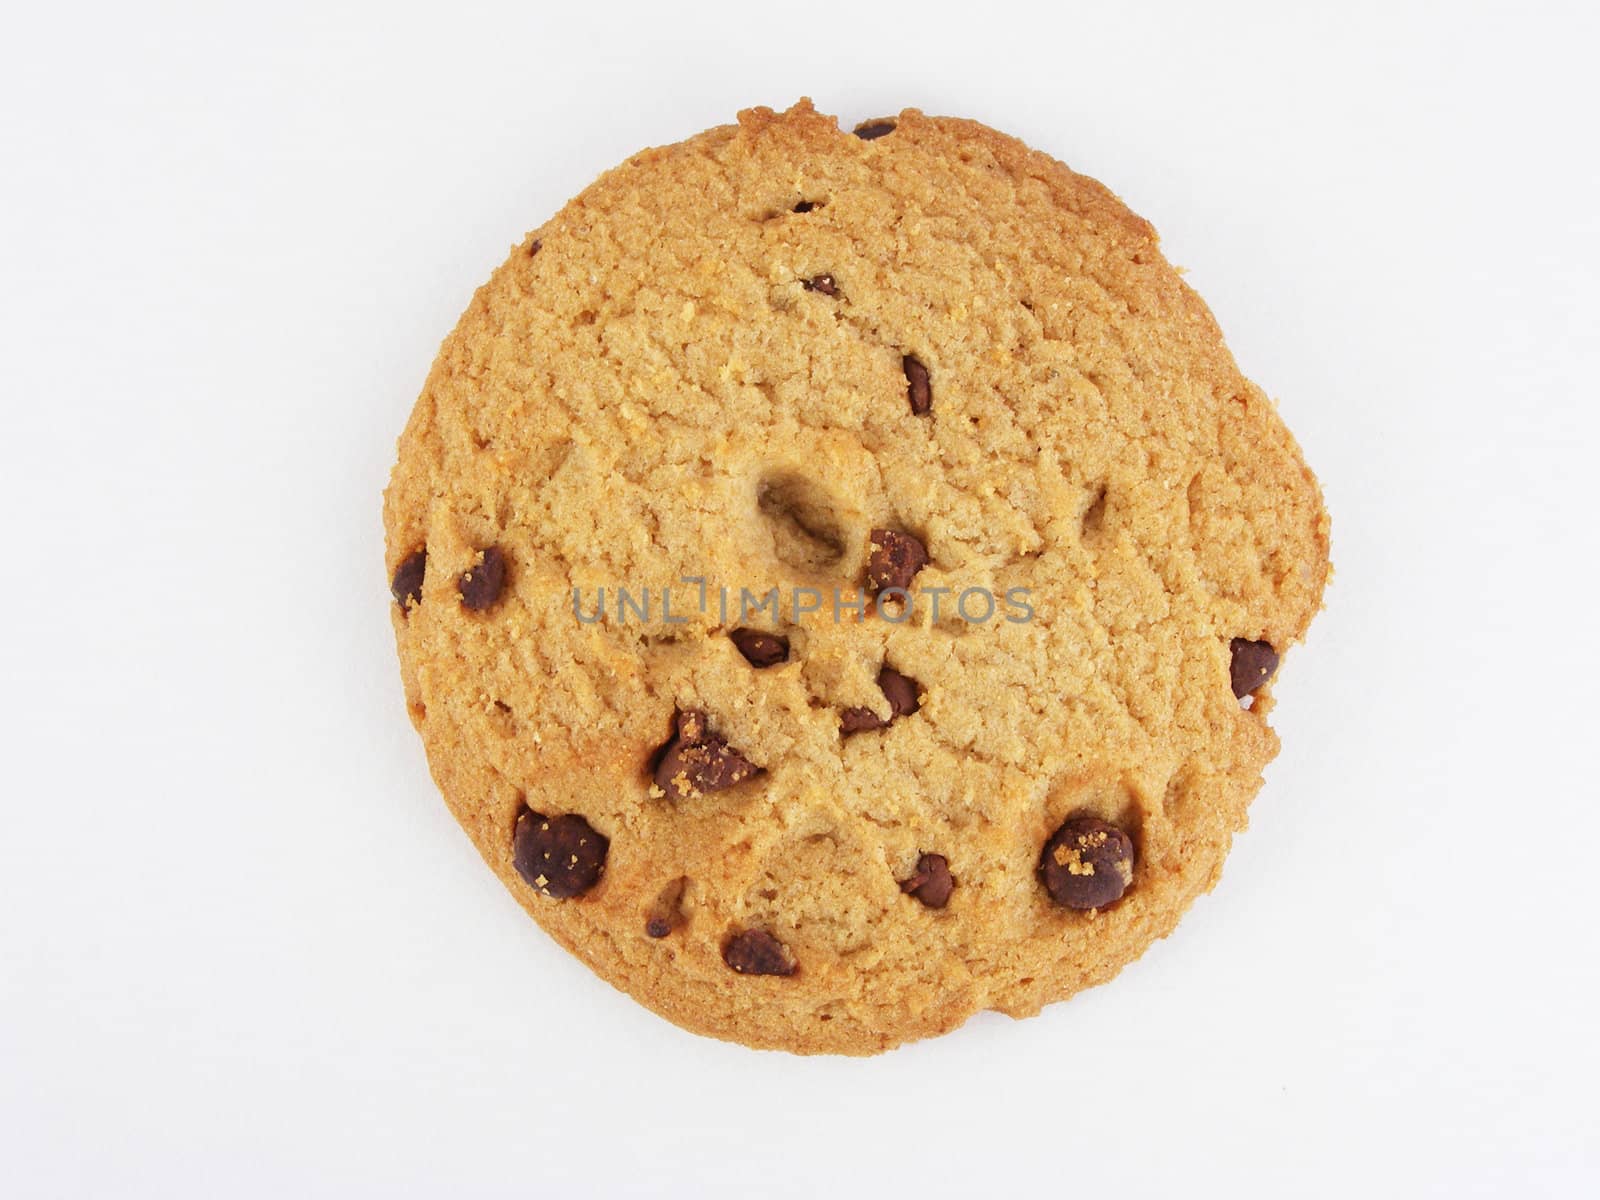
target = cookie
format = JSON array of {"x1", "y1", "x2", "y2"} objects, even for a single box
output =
[{"x1": 383, "y1": 100, "x2": 1330, "y2": 1054}]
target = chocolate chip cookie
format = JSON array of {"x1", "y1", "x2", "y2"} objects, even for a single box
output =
[{"x1": 383, "y1": 100, "x2": 1330, "y2": 1054}]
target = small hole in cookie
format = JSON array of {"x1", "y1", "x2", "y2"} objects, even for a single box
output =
[
  {"x1": 489, "y1": 698, "x2": 517, "y2": 737},
  {"x1": 1081, "y1": 486, "x2": 1108, "y2": 539},
  {"x1": 932, "y1": 605, "x2": 976, "y2": 638},
  {"x1": 757, "y1": 471, "x2": 845, "y2": 571}
]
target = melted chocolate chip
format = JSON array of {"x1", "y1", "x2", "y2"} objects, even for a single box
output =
[
  {"x1": 1229, "y1": 638, "x2": 1280, "y2": 698},
  {"x1": 653, "y1": 709, "x2": 762, "y2": 799},
  {"x1": 513, "y1": 810, "x2": 608, "y2": 899},
  {"x1": 656, "y1": 739, "x2": 760, "y2": 797},
  {"x1": 901, "y1": 853, "x2": 954, "y2": 908},
  {"x1": 730, "y1": 628, "x2": 789, "y2": 668},
  {"x1": 645, "y1": 918, "x2": 671, "y2": 939},
  {"x1": 839, "y1": 705, "x2": 888, "y2": 734},
  {"x1": 390, "y1": 549, "x2": 426, "y2": 611},
  {"x1": 528, "y1": 238, "x2": 542, "y2": 256},
  {"x1": 803, "y1": 273, "x2": 839, "y2": 296},
  {"x1": 840, "y1": 666, "x2": 922, "y2": 734},
  {"x1": 865, "y1": 528, "x2": 928, "y2": 593},
  {"x1": 793, "y1": 200, "x2": 817, "y2": 213},
  {"x1": 723, "y1": 929, "x2": 795, "y2": 976},
  {"x1": 903, "y1": 355, "x2": 932, "y2": 415},
  {"x1": 877, "y1": 667, "x2": 921, "y2": 717},
  {"x1": 458, "y1": 546, "x2": 506, "y2": 611},
  {"x1": 1038, "y1": 816, "x2": 1134, "y2": 910},
  {"x1": 854, "y1": 120, "x2": 896, "y2": 140}
]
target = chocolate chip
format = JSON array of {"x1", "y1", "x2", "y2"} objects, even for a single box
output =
[
  {"x1": 645, "y1": 877, "x2": 687, "y2": 938},
  {"x1": 839, "y1": 705, "x2": 888, "y2": 734},
  {"x1": 877, "y1": 666, "x2": 921, "y2": 717},
  {"x1": 528, "y1": 237, "x2": 542, "y2": 256},
  {"x1": 672, "y1": 707, "x2": 708, "y2": 744},
  {"x1": 723, "y1": 929, "x2": 795, "y2": 976},
  {"x1": 656, "y1": 738, "x2": 760, "y2": 797},
  {"x1": 1229, "y1": 638, "x2": 1279, "y2": 698},
  {"x1": 865, "y1": 528, "x2": 928, "y2": 593},
  {"x1": 513, "y1": 810, "x2": 608, "y2": 899},
  {"x1": 1038, "y1": 816, "x2": 1134, "y2": 910},
  {"x1": 458, "y1": 546, "x2": 506, "y2": 611},
  {"x1": 653, "y1": 709, "x2": 762, "y2": 799},
  {"x1": 901, "y1": 853, "x2": 954, "y2": 908},
  {"x1": 840, "y1": 666, "x2": 922, "y2": 734},
  {"x1": 854, "y1": 120, "x2": 895, "y2": 140},
  {"x1": 802, "y1": 273, "x2": 839, "y2": 297},
  {"x1": 730, "y1": 628, "x2": 789, "y2": 668},
  {"x1": 390, "y1": 549, "x2": 426, "y2": 611},
  {"x1": 903, "y1": 355, "x2": 932, "y2": 415},
  {"x1": 793, "y1": 200, "x2": 816, "y2": 213}
]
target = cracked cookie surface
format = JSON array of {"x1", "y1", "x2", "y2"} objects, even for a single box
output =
[{"x1": 383, "y1": 99, "x2": 1329, "y2": 1055}]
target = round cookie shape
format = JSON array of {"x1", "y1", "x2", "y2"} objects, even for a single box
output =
[{"x1": 383, "y1": 100, "x2": 1330, "y2": 1054}]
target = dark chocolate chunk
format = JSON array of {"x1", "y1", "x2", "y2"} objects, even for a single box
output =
[
  {"x1": 903, "y1": 355, "x2": 932, "y2": 415},
  {"x1": 865, "y1": 529, "x2": 928, "y2": 593},
  {"x1": 901, "y1": 853, "x2": 954, "y2": 908},
  {"x1": 673, "y1": 708, "x2": 708, "y2": 744},
  {"x1": 839, "y1": 705, "x2": 888, "y2": 734},
  {"x1": 1038, "y1": 816, "x2": 1134, "y2": 910},
  {"x1": 656, "y1": 738, "x2": 760, "y2": 798},
  {"x1": 730, "y1": 628, "x2": 789, "y2": 667},
  {"x1": 877, "y1": 667, "x2": 921, "y2": 717},
  {"x1": 793, "y1": 200, "x2": 816, "y2": 213},
  {"x1": 723, "y1": 929, "x2": 795, "y2": 976},
  {"x1": 458, "y1": 546, "x2": 507, "y2": 611},
  {"x1": 803, "y1": 274, "x2": 839, "y2": 296},
  {"x1": 1229, "y1": 638, "x2": 1279, "y2": 698},
  {"x1": 391, "y1": 549, "x2": 426, "y2": 611},
  {"x1": 840, "y1": 666, "x2": 922, "y2": 734},
  {"x1": 653, "y1": 709, "x2": 762, "y2": 799},
  {"x1": 854, "y1": 120, "x2": 896, "y2": 140},
  {"x1": 513, "y1": 811, "x2": 608, "y2": 900}
]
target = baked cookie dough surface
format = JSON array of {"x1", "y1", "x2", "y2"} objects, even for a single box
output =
[{"x1": 383, "y1": 100, "x2": 1329, "y2": 1054}]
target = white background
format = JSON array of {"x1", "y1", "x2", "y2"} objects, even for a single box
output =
[{"x1": 3, "y1": 2, "x2": 1597, "y2": 1195}]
